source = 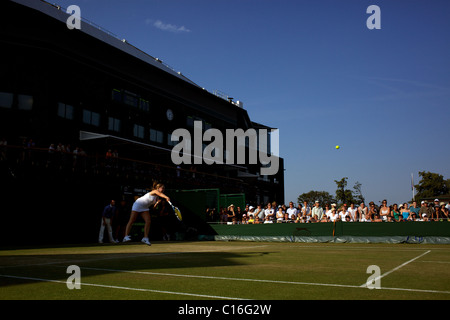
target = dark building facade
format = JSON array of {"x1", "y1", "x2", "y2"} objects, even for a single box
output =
[{"x1": 0, "y1": 0, "x2": 284, "y2": 244}]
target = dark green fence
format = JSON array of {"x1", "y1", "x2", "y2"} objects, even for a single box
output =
[{"x1": 206, "y1": 221, "x2": 450, "y2": 243}]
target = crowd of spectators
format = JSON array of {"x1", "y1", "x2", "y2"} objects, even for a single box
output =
[
  {"x1": 0, "y1": 137, "x2": 248, "y2": 194},
  {"x1": 211, "y1": 199, "x2": 450, "y2": 224},
  {"x1": 3, "y1": 137, "x2": 450, "y2": 227}
]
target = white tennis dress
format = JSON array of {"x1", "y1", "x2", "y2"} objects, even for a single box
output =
[{"x1": 132, "y1": 192, "x2": 158, "y2": 212}]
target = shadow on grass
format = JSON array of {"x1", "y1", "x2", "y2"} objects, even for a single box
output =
[{"x1": 0, "y1": 242, "x2": 272, "y2": 289}]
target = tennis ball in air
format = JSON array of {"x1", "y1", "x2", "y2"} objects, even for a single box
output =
[{"x1": 336, "y1": 145, "x2": 340, "y2": 150}]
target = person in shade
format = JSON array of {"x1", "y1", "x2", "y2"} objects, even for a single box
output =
[{"x1": 99, "y1": 200, "x2": 118, "y2": 244}]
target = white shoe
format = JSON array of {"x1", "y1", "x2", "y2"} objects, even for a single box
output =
[
  {"x1": 122, "y1": 235, "x2": 132, "y2": 242},
  {"x1": 141, "y1": 237, "x2": 151, "y2": 246}
]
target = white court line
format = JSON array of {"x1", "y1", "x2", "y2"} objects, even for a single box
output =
[
  {"x1": 289, "y1": 245, "x2": 450, "y2": 251},
  {"x1": 417, "y1": 260, "x2": 450, "y2": 264},
  {"x1": 0, "y1": 274, "x2": 247, "y2": 300},
  {"x1": 80, "y1": 265, "x2": 450, "y2": 295},
  {"x1": 2, "y1": 245, "x2": 449, "y2": 296},
  {"x1": 360, "y1": 250, "x2": 431, "y2": 288},
  {"x1": 2, "y1": 258, "x2": 450, "y2": 297}
]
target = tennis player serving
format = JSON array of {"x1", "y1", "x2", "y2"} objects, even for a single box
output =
[{"x1": 123, "y1": 182, "x2": 170, "y2": 246}]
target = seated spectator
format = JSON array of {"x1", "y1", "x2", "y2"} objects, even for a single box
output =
[
  {"x1": 276, "y1": 206, "x2": 285, "y2": 223},
  {"x1": 341, "y1": 203, "x2": 348, "y2": 215},
  {"x1": 433, "y1": 199, "x2": 440, "y2": 210},
  {"x1": 320, "y1": 213, "x2": 329, "y2": 223},
  {"x1": 301, "y1": 201, "x2": 311, "y2": 222},
  {"x1": 358, "y1": 202, "x2": 368, "y2": 222},
  {"x1": 227, "y1": 204, "x2": 236, "y2": 221},
  {"x1": 347, "y1": 203, "x2": 357, "y2": 222},
  {"x1": 286, "y1": 202, "x2": 298, "y2": 221},
  {"x1": 235, "y1": 206, "x2": 243, "y2": 223},
  {"x1": 373, "y1": 213, "x2": 383, "y2": 222},
  {"x1": 338, "y1": 208, "x2": 348, "y2": 222},
  {"x1": 247, "y1": 214, "x2": 255, "y2": 224},
  {"x1": 431, "y1": 206, "x2": 440, "y2": 221},
  {"x1": 401, "y1": 203, "x2": 411, "y2": 221},
  {"x1": 324, "y1": 203, "x2": 332, "y2": 219},
  {"x1": 419, "y1": 201, "x2": 432, "y2": 221},
  {"x1": 409, "y1": 201, "x2": 420, "y2": 219},
  {"x1": 379, "y1": 200, "x2": 390, "y2": 221},
  {"x1": 248, "y1": 205, "x2": 255, "y2": 217},
  {"x1": 392, "y1": 204, "x2": 400, "y2": 222},
  {"x1": 254, "y1": 204, "x2": 264, "y2": 221},
  {"x1": 368, "y1": 201, "x2": 377, "y2": 220},
  {"x1": 311, "y1": 200, "x2": 323, "y2": 223},
  {"x1": 297, "y1": 203, "x2": 303, "y2": 217},
  {"x1": 220, "y1": 207, "x2": 228, "y2": 224},
  {"x1": 264, "y1": 203, "x2": 275, "y2": 223},
  {"x1": 329, "y1": 208, "x2": 338, "y2": 222},
  {"x1": 440, "y1": 205, "x2": 449, "y2": 221}
]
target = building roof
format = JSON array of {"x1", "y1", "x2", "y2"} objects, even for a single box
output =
[{"x1": 12, "y1": 0, "x2": 201, "y2": 87}]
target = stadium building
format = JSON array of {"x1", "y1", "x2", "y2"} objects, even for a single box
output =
[{"x1": 0, "y1": 0, "x2": 284, "y2": 244}]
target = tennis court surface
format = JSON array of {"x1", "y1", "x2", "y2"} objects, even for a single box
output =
[{"x1": 1, "y1": 241, "x2": 449, "y2": 301}]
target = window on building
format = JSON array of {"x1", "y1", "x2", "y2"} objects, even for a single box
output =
[
  {"x1": 111, "y1": 89, "x2": 122, "y2": 102},
  {"x1": 18, "y1": 94, "x2": 33, "y2": 110},
  {"x1": 57, "y1": 102, "x2": 74, "y2": 120},
  {"x1": 133, "y1": 124, "x2": 144, "y2": 139},
  {"x1": 83, "y1": 109, "x2": 100, "y2": 126},
  {"x1": 123, "y1": 91, "x2": 138, "y2": 108},
  {"x1": 186, "y1": 116, "x2": 194, "y2": 127},
  {"x1": 108, "y1": 117, "x2": 121, "y2": 132},
  {"x1": 150, "y1": 128, "x2": 163, "y2": 143},
  {"x1": 139, "y1": 98, "x2": 149, "y2": 112},
  {"x1": 0, "y1": 92, "x2": 13, "y2": 109}
]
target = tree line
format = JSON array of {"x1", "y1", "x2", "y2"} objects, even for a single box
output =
[{"x1": 297, "y1": 171, "x2": 449, "y2": 206}]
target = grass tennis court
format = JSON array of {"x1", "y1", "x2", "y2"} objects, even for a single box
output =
[{"x1": 1, "y1": 241, "x2": 449, "y2": 300}]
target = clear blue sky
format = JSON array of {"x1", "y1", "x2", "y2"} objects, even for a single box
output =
[{"x1": 55, "y1": 0, "x2": 450, "y2": 205}]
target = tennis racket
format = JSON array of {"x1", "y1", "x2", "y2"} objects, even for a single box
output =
[{"x1": 168, "y1": 201, "x2": 183, "y2": 221}]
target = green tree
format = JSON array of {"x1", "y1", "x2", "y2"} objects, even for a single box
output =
[
  {"x1": 334, "y1": 177, "x2": 356, "y2": 206},
  {"x1": 414, "y1": 171, "x2": 449, "y2": 200},
  {"x1": 353, "y1": 181, "x2": 365, "y2": 204},
  {"x1": 297, "y1": 190, "x2": 335, "y2": 206}
]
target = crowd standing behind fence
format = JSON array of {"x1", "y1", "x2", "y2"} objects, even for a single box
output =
[{"x1": 213, "y1": 199, "x2": 450, "y2": 224}]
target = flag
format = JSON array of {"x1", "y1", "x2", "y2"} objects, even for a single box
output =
[{"x1": 411, "y1": 173, "x2": 414, "y2": 191}]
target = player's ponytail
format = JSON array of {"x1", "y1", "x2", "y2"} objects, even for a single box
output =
[{"x1": 152, "y1": 181, "x2": 164, "y2": 190}]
